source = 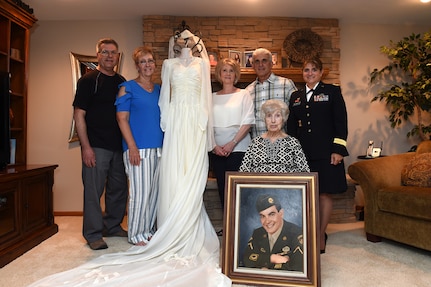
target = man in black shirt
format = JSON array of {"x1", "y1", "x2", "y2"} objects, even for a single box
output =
[{"x1": 73, "y1": 38, "x2": 128, "y2": 250}]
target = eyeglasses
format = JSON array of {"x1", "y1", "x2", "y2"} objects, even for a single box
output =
[
  {"x1": 98, "y1": 50, "x2": 119, "y2": 57},
  {"x1": 138, "y1": 59, "x2": 155, "y2": 65}
]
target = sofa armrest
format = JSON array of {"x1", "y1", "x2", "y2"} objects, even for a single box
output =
[
  {"x1": 348, "y1": 153, "x2": 414, "y2": 189},
  {"x1": 347, "y1": 153, "x2": 414, "y2": 228}
]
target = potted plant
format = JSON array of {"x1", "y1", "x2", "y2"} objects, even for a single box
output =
[{"x1": 370, "y1": 30, "x2": 431, "y2": 141}]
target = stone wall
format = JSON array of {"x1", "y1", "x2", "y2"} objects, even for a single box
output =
[
  {"x1": 142, "y1": 15, "x2": 340, "y2": 86},
  {"x1": 142, "y1": 16, "x2": 355, "y2": 224}
]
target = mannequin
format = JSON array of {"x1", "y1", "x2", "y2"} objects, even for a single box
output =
[
  {"x1": 180, "y1": 29, "x2": 194, "y2": 39},
  {"x1": 168, "y1": 29, "x2": 209, "y2": 61},
  {"x1": 179, "y1": 47, "x2": 193, "y2": 66}
]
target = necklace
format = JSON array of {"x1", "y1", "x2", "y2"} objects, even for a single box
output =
[{"x1": 135, "y1": 78, "x2": 154, "y2": 92}]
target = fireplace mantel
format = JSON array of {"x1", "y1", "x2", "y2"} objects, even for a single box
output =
[{"x1": 211, "y1": 68, "x2": 329, "y2": 89}]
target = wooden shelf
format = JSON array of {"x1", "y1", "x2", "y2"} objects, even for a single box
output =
[
  {"x1": 211, "y1": 68, "x2": 329, "y2": 86},
  {"x1": 0, "y1": 0, "x2": 37, "y2": 166},
  {"x1": 0, "y1": 1, "x2": 57, "y2": 269}
]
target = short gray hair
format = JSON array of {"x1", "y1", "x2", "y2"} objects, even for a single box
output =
[
  {"x1": 252, "y1": 48, "x2": 272, "y2": 61},
  {"x1": 261, "y1": 99, "x2": 289, "y2": 123}
]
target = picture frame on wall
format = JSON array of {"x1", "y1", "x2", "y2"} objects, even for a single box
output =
[
  {"x1": 228, "y1": 50, "x2": 242, "y2": 67},
  {"x1": 68, "y1": 52, "x2": 122, "y2": 143},
  {"x1": 222, "y1": 172, "x2": 320, "y2": 287},
  {"x1": 244, "y1": 50, "x2": 254, "y2": 68}
]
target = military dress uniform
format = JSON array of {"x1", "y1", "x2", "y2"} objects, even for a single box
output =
[
  {"x1": 243, "y1": 220, "x2": 304, "y2": 271},
  {"x1": 287, "y1": 81, "x2": 349, "y2": 194}
]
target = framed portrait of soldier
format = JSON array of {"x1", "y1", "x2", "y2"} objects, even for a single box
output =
[{"x1": 222, "y1": 172, "x2": 320, "y2": 287}]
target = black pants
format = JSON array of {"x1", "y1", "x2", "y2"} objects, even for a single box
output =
[{"x1": 209, "y1": 152, "x2": 245, "y2": 209}]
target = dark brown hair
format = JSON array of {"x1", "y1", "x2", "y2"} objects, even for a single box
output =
[{"x1": 303, "y1": 57, "x2": 323, "y2": 71}]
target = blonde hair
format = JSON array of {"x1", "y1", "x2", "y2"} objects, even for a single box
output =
[
  {"x1": 214, "y1": 58, "x2": 241, "y2": 84},
  {"x1": 132, "y1": 46, "x2": 156, "y2": 64}
]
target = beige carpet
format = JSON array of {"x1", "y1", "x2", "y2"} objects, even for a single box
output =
[{"x1": 1, "y1": 217, "x2": 430, "y2": 287}]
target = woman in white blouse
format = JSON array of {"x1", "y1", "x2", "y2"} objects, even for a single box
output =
[{"x1": 211, "y1": 57, "x2": 255, "y2": 211}]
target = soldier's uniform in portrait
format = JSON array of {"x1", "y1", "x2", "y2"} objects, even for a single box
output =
[{"x1": 243, "y1": 220, "x2": 304, "y2": 271}]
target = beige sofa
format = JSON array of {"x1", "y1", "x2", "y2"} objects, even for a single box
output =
[{"x1": 348, "y1": 141, "x2": 431, "y2": 251}]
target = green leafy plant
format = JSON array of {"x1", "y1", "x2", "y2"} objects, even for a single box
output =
[{"x1": 370, "y1": 30, "x2": 431, "y2": 140}]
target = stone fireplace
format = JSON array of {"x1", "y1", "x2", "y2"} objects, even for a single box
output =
[{"x1": 141, "y1": 15, "x2": 340, "y2": 88}]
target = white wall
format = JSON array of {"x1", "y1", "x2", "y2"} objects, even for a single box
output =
[
  {"x1": 28, "y1": 20, "x2": 142, "y2": 212},
  {"x1": 28, "y1": 19, "x2": 430, "y2": 212},
  {"x1": 339, "y1": 22, "x2": 430, "y2": 169}
]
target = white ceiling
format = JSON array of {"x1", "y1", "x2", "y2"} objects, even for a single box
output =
[{"x1": 25, "y1": 0, "x2": 431, "y2": 26}]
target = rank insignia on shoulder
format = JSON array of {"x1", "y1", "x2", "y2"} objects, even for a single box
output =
[{"x1": 294, "y1": 246, "x2": 304, "y2": 254}]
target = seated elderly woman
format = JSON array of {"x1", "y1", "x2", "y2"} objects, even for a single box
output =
[{"x1": 239, "y1": 99, "x2": 310, "y2": 173}]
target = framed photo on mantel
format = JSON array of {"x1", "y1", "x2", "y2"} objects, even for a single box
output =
[{"x1": 228, "y1": 50, "x2": 242, "y2": 67}]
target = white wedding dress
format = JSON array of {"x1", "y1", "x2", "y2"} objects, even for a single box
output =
[{"x1": 28, "y1": 53, "x2": 230, "y2": 287}]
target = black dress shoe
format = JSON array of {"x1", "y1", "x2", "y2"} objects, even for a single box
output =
[
  {"x1": 216, "y1": 229, "x2": 223, "y2": 236},
  {"x1": 88, "y1": 239, "x2": 108, "y2": 250}
]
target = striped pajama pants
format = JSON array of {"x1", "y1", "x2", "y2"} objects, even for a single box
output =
[{"x1": 123, "y1": 148, "x2": 161, "y2": 244}]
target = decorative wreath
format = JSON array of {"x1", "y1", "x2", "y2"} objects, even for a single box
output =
[{"x1": 283, "y1": 28, "x2": 323, "y2": 63}]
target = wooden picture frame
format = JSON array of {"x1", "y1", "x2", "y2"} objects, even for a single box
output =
[
  {"x1": 208, "y1": 51, "x2": 219, "y2": 67},
  {"x1": 244, "y1": 50, "x2": 254, "y2": 68},
  {"x1": 222, "y1": 172, "x2": 320, "y2": 287},
  {"x1": 68, "y1": 52, "x2": 122, "y2": 142},
  {"x1": 228, "y1": 50, "x2": 242, "y2": 67},
  {"x1": 272, "y1": 51, "x2": 281, "y2": 68}
]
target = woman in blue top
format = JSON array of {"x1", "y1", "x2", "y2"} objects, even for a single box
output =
[{"x1": 115, "y1": 46, "x2": 163, "y2": 246}]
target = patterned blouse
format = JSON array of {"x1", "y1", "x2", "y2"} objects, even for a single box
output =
[{"x1": 239, "y1": 135, "x2": 310, "y2": 173}]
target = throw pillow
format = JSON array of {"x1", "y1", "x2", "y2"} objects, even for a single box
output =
[{"x1": 401, "y1": 152, "x2": 431, "y2": 187}]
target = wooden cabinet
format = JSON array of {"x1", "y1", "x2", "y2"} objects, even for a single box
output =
[
  {"x1": 0, "y1": 165, "x2": 58, "y2": 267},
  {"x1": 0, "y1": 2, "x2": 57, "y2": 268},
  {"x1": 0, "y1": 0, "x2": 37, "y2": 165}
]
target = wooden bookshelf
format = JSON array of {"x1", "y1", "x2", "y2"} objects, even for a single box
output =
[{"x1": 0, "y1": 0, "x2": 37, "y2": 165}]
